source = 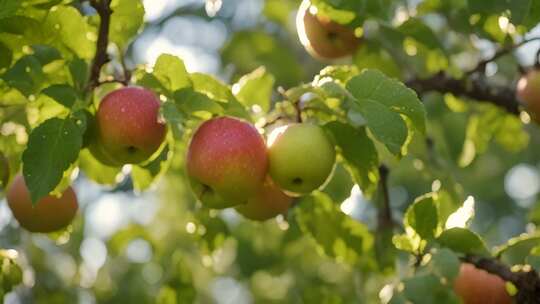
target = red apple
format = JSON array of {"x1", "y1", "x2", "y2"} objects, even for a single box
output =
[
  {"x1": 296, "y1": 0, "x2": 359, "y2": 61},
  {"x1": 236, "y1": 176, "x2": 293, "y2": 221},
  {"x1": 453, "y1": 263, "x2": 512, "y2": 304},
  {"x1": 92, "y1": 87, "x2": 167, "y2": 165},
  {"x1": 516, "y1": 69, "x2": 540, "y2": 122},
  {"x1": 6, "y1": 174, "x2": 78, "y2": 233},
  {"x1": 186, "y1": 116, "x2": 268, "y2": 209}
]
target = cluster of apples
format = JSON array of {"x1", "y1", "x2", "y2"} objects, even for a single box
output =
[
  {"x1": 4, "y1": 87, "x2": 167, "y2": 233},
  {"x1": 186, "y1": 116, "x2": 336, "y2": 221},
  {"x1": 517, "y1": 69, "x2": 540, "y2": 123}
]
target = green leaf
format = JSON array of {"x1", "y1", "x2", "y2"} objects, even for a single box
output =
[
  {"x1": 325, "y1": 121, "x2": 379, "y2": 196},
  {"x1": 132, "y1": 145, "x2": 171, "y2": 191},
  {"x1": 431, "y1": 248, "x2": 460, "y2": 281},
  {"x1": 153, "y1": 54, "x2": 191, "y2": 93},
  {"x1": 437, "y1": 228, "x2": 488, "y2": 255},
  {"x1": 68, "y1": 57, "x2": 88, "y2": 91},
  {"x1": 392, "y1": 233, "x2": 418, "y2": 253},
  {"x1": 22, "y1": 117, "x2": 82, "y2": 203},
  {"x1": 347, "y1": 69, "x2": 426, "y2": 134},
  {"x1": 2, "y1": 55, "x2": 44, "y2": 96},
  {"x1": 0, "y1": 42, "x2": 12, "y2": 69},
  {"x1": 351, "y1": 100, "x2": 407, "y2": 155},
  {"x1": 31, "y1": 45, "x2": 62, "y2": 65},
  {"x1": 404, "y1": 193, "x2": 439, "y2": 240},
  {"x1": 42, "y1": 84, "x2": 78, "y2": 108},
  {"x1": 109, "y1": 0, "x2": 145, "y2": 48},
  {"x1": 294, "y1": 192, "x2": 374, "y2": 264},
  {"x1": 494, "y1": 232, "x2": 540, "y2": 265},
  {"x1": 190, "y1": 73, "x2": 251, "y2": 120},
  {"x1": 173, "y1": 88, "x2": 224, "y2": 115},
  {"x1": 402, "y1": 274, "x2": 460, "y2": 304},
  {"x1": 0, "y1": 0, "x2": 19, "y2": 20},
  {"x1": 160, "y1": 101, "x2": 184, "y2": 139},
  {"x1": 233, "y1": 67, "x2": 275, "y2": 112},
  {"x1": 44, "y1": 6, "x2": 95, "y2": 59},
  {"x1": 527, "y1": 246, "x2": 540, "y2": 270}
]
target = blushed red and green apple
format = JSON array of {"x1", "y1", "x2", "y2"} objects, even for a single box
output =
[
  {"x1": 90, "y1": 87, "x2": 167, "y2": 165},
  {"x1": 186, "y1": 116, "x2": 268, "y2": 209},
  {"x1": 6, "y1": 174, "x2": 78, "y2": 233}
]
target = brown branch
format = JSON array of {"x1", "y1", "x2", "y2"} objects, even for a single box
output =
[
  {"x1": 406, "y1": 72, "x2": 520, "y2": 115},
  {"x1": 377, "y1": 165, "x2": 393, "y2": 230},
  {"x1": 462, "y1": 255, "x2": 540, "y2": 304},
  {"x1": 466, "y1": 36, "x2": 540, "y2": 76},
  {"x1": 87, "y1": 0, "x2": 113, "y2": 91}
]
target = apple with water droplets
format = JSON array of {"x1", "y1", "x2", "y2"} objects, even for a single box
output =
[
  {"x1": 186, "y1": 116, "x2": 268, "y2": 209},
  {"x1": 90, "y1": 87, "x2": 167, "y2": 166}
]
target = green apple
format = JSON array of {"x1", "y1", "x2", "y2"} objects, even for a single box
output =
[
  {"x1": 186, "y1": 116, "x2": 268, "y2": 209},
  {"x1": 454, "y1": 263, "x2": 512, "y2": 304},
  {"x1": 6, "y1": 174, "x2": 78, "y2": 233},
  {"x1": 516, "y1": 69, "x2": 540, "y2": 123},
  {"x1": 236, "y1": 176, "x2": 293, "y2": 221},
  {"x1": 296, "y1": 0, "x2": 360, "y2": 61},
  {"x1": 267, "y1": 123, "x2": 335, "y2": 195},
  {"x1": 92, "y1": 87, "x2": 167, "y2": 165}
]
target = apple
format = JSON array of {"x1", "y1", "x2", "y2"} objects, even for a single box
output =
[
  {"x1": 296, "y1": 0, "x2": 360, "y2": 60},
  {"x1": 236, "y1": 176, "x2": 293, "y2": 221},
  {"x1": 267, "y1": 123, "x2": 335, "y2": 195},
  {"x1": 516, "y1": 69, "x2": 540, "y2": 122},
  {"x1": 186, "y1": 116, "x2": 268, "y2": 209},
  {"x1": 0, "y1": 152, "x2": 9, "y2": 189},
  {"x1": 6, "y1": 174, "x2": 78, "y2": 233},
  {"x1": 92, "y1": 87, "x2": 167, "y2": 165},
  {"x1": 453, "y1": 263, "x2": 512, "y2": 304}
]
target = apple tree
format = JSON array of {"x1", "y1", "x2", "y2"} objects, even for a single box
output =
[{"x1": 0, "y1": 0, "x2": 540, "y2": 303}]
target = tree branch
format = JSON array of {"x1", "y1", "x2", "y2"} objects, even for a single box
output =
[
  {"x1": 377, "y1": 165, "x2": 393, "y2": 230},
  {"x1": 466, "y1": 36, "x2": 540, "y2": 76},
  {"x1": 406, "y1": 72, "x2": 520, "y2": 115},
  {"x1": 462, "y1": 255, "x2": 540, "y2": 304},
  {"x1": 87, "y1": 0, "x2": 113, "y2": 91}
]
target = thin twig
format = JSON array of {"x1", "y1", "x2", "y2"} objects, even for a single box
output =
[
  {"x1": 87, "y1": 0, "x2": 113, "y2": 91},
  {"x1": 466, "y1": 36, "x2": 540, "y2": 76}
]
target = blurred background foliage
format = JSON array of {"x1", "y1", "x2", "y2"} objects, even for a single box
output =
[{"x1": 0, "y1": 0, "x2": 540, "y2": 303}]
